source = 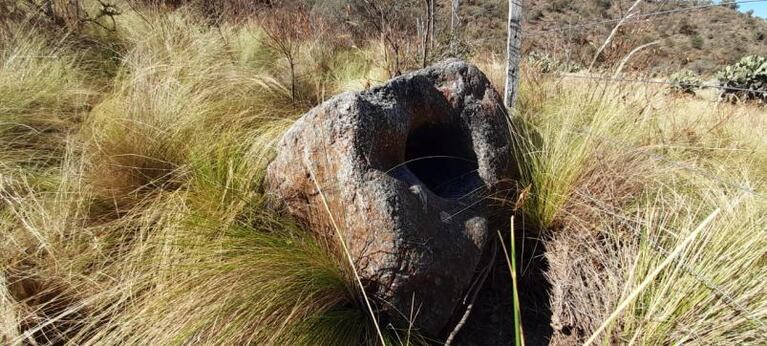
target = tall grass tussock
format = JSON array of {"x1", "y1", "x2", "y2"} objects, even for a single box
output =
[
  {"x1": 1, "y1": 3, "x2": 397, "y2": 344},
  {"x1": 1, "y1": 1, "x2": 766, "y2": 345}
]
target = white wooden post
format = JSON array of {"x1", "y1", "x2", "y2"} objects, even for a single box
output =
[
  {"x1": 451, "y1": 0, "x2": 460, "y2": 54},
  {"x1": 451, "y1": 0, "x2": 460, "y2": 32},
  {"x1": 422, "y1": 0, "x2": 433, "y2": 67},
  {"x1": 504, "y1": 0, "x2": 523, "y2": 109}
]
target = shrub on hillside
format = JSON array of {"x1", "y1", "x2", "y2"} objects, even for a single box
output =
[
  {"x1": 526, "y1": 51, "x2": 582, "y2": 74},
  {"x1": 527, "y1": 52, "x2": 556, "y2": 73},
  {"x1": 690, "y1": 34, "x2": 704, "y2": 49},
  {"x1": 716, "y1": 55, "x2": 767, "y2": 104},
  {"x1": 668, "y1": 70, "x2": 702, "y2": 96}
]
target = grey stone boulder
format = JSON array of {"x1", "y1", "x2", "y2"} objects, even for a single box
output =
[{"x1": 264, "y1": 59, "x2": 515, "y2": 336}]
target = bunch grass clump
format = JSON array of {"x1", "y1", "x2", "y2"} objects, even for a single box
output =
[
  {"x1": 611, "y1": 189, "x2": 767, "y2": 344},
  {"x1": 509, "y1": 75, "x2": 642, "y2": 229},
  {"x1": 499, "y1": 66, "x2": 767, "y2": 344},
  {"x1": 0, "y1": 24, "x2": 92, "y2": 172},
  {"x1": 1, "y1": 5, "x2": 396, "y2": 345}
]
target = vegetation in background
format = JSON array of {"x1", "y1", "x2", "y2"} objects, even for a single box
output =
[
  {"x1": 668, "y1": 69, "x2": 702, "y2": 96},
  {"x1": 717, "y1": 55, "x2": 767, "y2": 103},
  {"x1": 525, "y1": 51, "x2": 582, "y2": 74},
  {"x1": 462, "y1": 0, "x2": 767, "y2": 74}
]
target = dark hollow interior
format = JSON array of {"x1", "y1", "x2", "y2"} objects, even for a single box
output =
[{"x1": 405, "y1": 122, "x2": 481, "y2": 199}]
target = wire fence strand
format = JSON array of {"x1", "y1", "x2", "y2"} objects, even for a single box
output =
[
  {"x1": 553, "y1": 73, "x2": 767, "y2": 97},
  {"x1": 559, "y1": 124, "x2": 767, "y2": 200}
]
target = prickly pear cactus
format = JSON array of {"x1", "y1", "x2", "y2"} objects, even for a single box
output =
[
  {"x1": 668, "y1": 70, "x2": 702, "y2": 96},
  {"x1": 526, "y1": 52, "x2": 556, "y2": 73},
  {"x1": 716, "y1": 55, "x2": 767, "y2": 104},
  {"x1": 526, "y1": 52, "x2": 581, "y2": 74}
]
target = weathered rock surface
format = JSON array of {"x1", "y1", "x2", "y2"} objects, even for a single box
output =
[{"x1": 265, "y1": 59, "x2": 515, "y2": 336}]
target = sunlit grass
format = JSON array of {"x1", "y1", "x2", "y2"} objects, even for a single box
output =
[
  {"x1": 2, "y1": 2, "x2": 766, "y2": 345},
  {"x1": 609, "y1": 189, "x2": 767, "y2": 344},
  {"x1": 509, "y1": 70, "x2": 767, "y2": 344},
  {"x1": 0, "y1": 24, "x2": 92, "y2": 173},
  {"x1": 1, "y1": 7, "x2": 393, "y2": 345}
]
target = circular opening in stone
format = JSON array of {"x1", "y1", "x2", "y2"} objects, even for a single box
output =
[{"x1": 405, "y1": 122, "x2": 481, "y2": 199}]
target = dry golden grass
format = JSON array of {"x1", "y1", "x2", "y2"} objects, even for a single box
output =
[
  {"x1": 2, "y1": 2, "x2": 766, "y2": 345},
  {"x1": 1, "y1": 5, "x2": 398, "y2": 345}
]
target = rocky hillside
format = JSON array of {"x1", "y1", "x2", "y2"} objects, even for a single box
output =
[
  {"x1": 77, "y1": 0, "x2": 766, "y2": 75},
  {"x1": 456, "y1": 0, "x2": 767, "y2": 74}
]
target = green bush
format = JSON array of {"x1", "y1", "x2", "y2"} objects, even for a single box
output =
[
  {"x1": 526, "y1": 51, "x2": 582, "y2": 74},
  {"x1": 716, "y1": 55, "x2": 767, "y2": 104},
  {"x1": 690, "y1": 35, "x2": 704, "y2": 49},
  {"x1": 527, "y1": 52, "x2": 556, "y2": 73},
  {"x1": 668, "y1": 70, "x2": 702, "y2": 96}
]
